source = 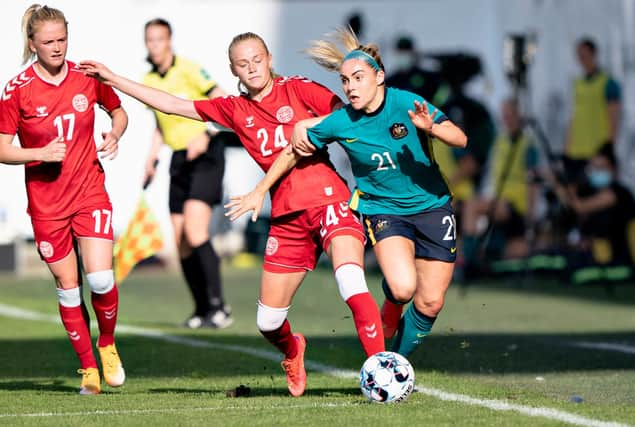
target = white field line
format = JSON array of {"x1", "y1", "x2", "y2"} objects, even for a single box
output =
[
  {"x1": 0, "y1": 303, "x2": 631, "y2": 427},
  {"x1": 570, "y1": 341, "x2": 635, "y2": 355},
  {"x1": 0, "y1": 403, "x2": 357, "y2": 419}
]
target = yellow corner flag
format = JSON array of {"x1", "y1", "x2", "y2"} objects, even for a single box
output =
[{"x1": 113, "y1": 196, "x2": 163, "y2": 283}]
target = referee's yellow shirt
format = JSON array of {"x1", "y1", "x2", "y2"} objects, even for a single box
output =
[{"x1": 143, "y1": 56, "x2": 216, "y2": 151}]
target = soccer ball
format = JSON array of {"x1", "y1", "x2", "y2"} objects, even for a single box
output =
[{"x1": 359, "y1": 351, "x2": 415, "y2": 403}]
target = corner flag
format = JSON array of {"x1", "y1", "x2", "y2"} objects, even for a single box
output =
[{"x1": 113, "y1": 196, "x2": 163, "y2": 283}]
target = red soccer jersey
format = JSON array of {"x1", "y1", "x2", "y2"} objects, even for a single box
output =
[
  {"x1": 0, "y1": 61, "x2": 121, "y2": 219},
  {"x1": 194, "y1": 75, "x2": 351, "y2": 218}
]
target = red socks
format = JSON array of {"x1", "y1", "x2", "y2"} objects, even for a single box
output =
[
  {"x1": 346, "y1": 292, "x2": 385, "y2": 357},
  {"x1": 260, "y1": 319, "x2": 298, "y2": 359},
  {"x1": 58, "y1": 304, "x2": 97, "y2": 369},
  {"x1": 91, "y1": 285, "x2": 119, "y2": 347}
]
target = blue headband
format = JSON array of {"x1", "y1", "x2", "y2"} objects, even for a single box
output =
[{"x1": 342, "y1": 49, "x2": 381, "y2": 71}]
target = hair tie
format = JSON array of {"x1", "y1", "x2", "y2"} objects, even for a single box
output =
[{"x1": 342, "y1": 49, "x2": 380, "y2": 71}]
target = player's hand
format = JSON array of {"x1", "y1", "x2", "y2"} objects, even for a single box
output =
[
  {"x1": 224, "y1": 189, "x2": 266, "y2": 222},
  {"x1": 97, "y1": 131, "x2": 119, "y2": 160},
  {"x1": 291, "y1": 121, "x2": 316, "y2": 157},
  {"x1": 186, "y1": 132, "x2": 210, "y2": 161},
  {"x1": 39, "y1": 137, "x2": 66, "y2": 162},
  {"x1": 408, "y1": 100, "x2": 435, "y2": 133},
  {"x1": 78, "y1": 60, "x2": 116, "y2": 85}
]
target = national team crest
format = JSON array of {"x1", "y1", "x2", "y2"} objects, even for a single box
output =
[
  {"x1": 276, "y1": 106, "x2": 294, "y2": 123},
  {"x1": 38, "y1": 241, "x2": 54, "y2": 259},
  {"x1": 389, "y1": 123, "x2": 408, "y2": 139},
  {"x1": 265, "y1": 237, "x2": 279, "y2": 256},
  {"x1": 374, "y1": 219, "x2": 389, "y2": 233},
  {"x1": 72, "y1": 94, "x2": 89, "y2": 112}
]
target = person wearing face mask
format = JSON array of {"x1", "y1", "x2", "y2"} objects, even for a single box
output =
[
  {"x1": 563, "y1": 37, "x2": 621, "y2": 185},
  {"x1": 554, "y1": 143, "x2": 635, "y2": 282},
  {"x1": 385, "y1": 36, "x2": 442, "y2": 104}
]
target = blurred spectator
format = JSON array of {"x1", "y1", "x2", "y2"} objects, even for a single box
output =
[
  {"x1": 461, "y1": 98, "x2": 540, "y2": 271},
  {"x1": 434, "y1": 54, "x2": 496, "y2": 226},
  {"x1": 386, "y1": 36, "x2": 442, "y2": 103},
  {"x1": 554, "y1": 143, "x2": 635, "y2": 282},
  {"x1": 564, "y1": 37, "x2": 621, "y2": 183}
]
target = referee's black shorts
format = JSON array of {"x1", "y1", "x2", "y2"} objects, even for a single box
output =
[{"x1": 168, "y1": 131, "x2": 227, "y2": 213}]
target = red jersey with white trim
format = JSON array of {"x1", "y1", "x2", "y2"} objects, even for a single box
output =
[
  {"x1": 194, "y1": 76, "x2": 351, "y2": 218},
  {"x1": 0, "y1": 61, "x2": 121, "y2": 219}
]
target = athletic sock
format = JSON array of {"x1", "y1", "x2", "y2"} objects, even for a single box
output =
[
  {"x1": 391, "y1": 303, "x2": 437, "y2": 358},
  {"x1": 91, "y1": 285, "x2": 118, "y2": 347},
  {"x1": 180, "y1": 254, "x2": 211, "y2": 316},
  {"x1": 346, "y1": 293, "x2": 385, "y2": 356},
  {"x1": 59, "y1": 304, "x2": 97, "y2": 368},
  {"x1": 260, "y1": 319, "x2": 298, "y2": 359},
  {"x1": 193, "y1": 241, "x2": 224, "y2": 311},
  {"x1": 381, "y1": 278, "x2": 406, "y2": 318}
]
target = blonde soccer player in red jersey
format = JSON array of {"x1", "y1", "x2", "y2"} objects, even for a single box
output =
[
  {"x1": 81, "y1": 32, "x2": 385, "y2": 397},
  {"x1": 0, "y1": 5, "x2": 128, "y2": 395}
]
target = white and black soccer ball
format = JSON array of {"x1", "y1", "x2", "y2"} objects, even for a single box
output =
[{"x1": 359, "y1": 351, "x2": 415, "y2": 403}]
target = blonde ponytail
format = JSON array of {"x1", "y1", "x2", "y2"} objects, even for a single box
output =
[
  {"x1": 306, "y1": 26, "x2": 384, "y2": 73},
  {"x1": 21, "y1": 4, "x2": 68, "y2": 64}
]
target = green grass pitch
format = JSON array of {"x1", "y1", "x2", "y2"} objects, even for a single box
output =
[{"x1": 0, "y1": 263, "x2": 633, "y2": 426}]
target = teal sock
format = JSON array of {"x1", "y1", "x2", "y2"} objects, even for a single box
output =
[{"x1": 391, "y1": 304, "x2": 436, "y2": 357}]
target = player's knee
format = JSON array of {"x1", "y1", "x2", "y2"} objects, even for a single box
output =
[
  {"x1": 86, "y1": 269, "x2": 115, "y2": 294},
  {"x1": 256, "y1": 301, "x2": 289, "y2": 332},
  {"x1": 334, "y1": 263, "x2": 369, "y2": 301},
  {"x1": 413, "y1": 297, "x2": 444, "y2": 317},
  {"x1": 56, "y1": 286, "x2": 81, "y2": 307}
]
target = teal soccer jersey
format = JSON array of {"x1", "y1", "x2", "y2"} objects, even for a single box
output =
[{"x1": 307, "y1": 87, "x2": 451, "y2": 215}]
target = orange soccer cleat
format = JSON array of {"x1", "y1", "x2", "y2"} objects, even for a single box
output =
[{"x1": 280, "y1": 333, "x2": 307, "y2": 397}]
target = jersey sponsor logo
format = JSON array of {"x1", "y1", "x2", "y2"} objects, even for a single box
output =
[
  {"x1": 344, "y1": 137, "x2": 359, "y2": 143},
  {"x1": 38, "y1": 241, "x2": 54, "y2": 259},
  {"x1": 36, "y1": 106, "x2": 49, "y2": 117},
  {"x1": 389, "y1": 122, "x2": 408, "y2": 139},
  {"x1": 72, "y1": 94, "x2": 89, "y2": 112},
  {"x1": 1, "y1": 72, "x2": 32, "y2": 101},
  {"x1": 276, "y1": 105, "x2": 294, "y2": 123},
  {"x1": 245, "y1": 116, "x2": 255, "y2": 128},
  {"x1": 265, "y1": 236, "x2": 279, "y2": 256},
  {"x1": 324, "y1": 186, "x2": 333, "y2": 196}
]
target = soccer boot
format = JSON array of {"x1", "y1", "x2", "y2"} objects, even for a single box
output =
[
  {"x1": 280, "y1": 333, "x2": 307, "y2": 397},
  {"x1": 381, "y1": 299, "x2": 404, "y2": 340},
  {"x1": 98, "y1": 344, "x2": 126, "y2": 387},
  {"x1": 78, "y1": 367, "x2": 101, "y2": 395},
  {"x1": 205, "y1": 305, "x2": 234, "y2": 329}
]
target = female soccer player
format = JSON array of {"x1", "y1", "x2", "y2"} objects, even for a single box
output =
[
  {"x1": 0, "y1": 5, "x2": 128, "y2": 394},
  {"x1": 80, "y1": 32, "x2": 384, "y2": 397},
  {"x1": 228, "y1": 28, "x2": 467, "y2": 358}
]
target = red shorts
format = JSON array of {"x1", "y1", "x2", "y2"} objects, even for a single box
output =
[
  {"x1": 31, "y1": 196, "x2": 114, "y2": 264},
  {"x1": 263, "y1": 201, "x2": 365, "y2": 273}
]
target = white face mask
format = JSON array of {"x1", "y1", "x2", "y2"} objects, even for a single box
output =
[{"x1": 393, "y1": 52, "x2": 415, "y2": 72}]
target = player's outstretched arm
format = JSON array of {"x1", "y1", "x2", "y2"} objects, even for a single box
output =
[
  {"x1": 408, "y1": 100, "x2": 467, "y2": 148},
  {"x1": 0, "y1": 133, "x2": 66, "y2": 164},
  {"x1": 224, "y1": 145, "x2": 300, "y2": 222},
  {"x1": 79, "y1": 60, "x2": 201, "y2": 121}
]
